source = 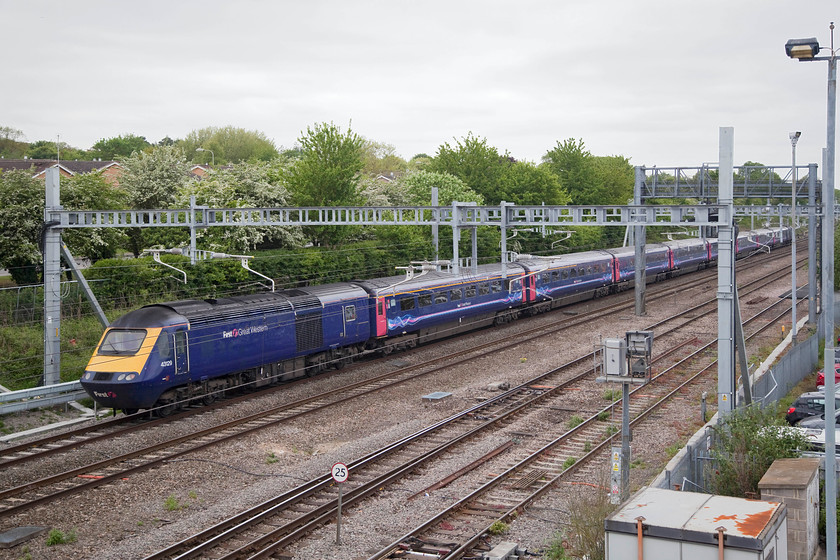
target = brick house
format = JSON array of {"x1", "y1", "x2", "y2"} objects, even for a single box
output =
[{"x1": 0, "y1": 159, "x2": 123, "y2": 186}]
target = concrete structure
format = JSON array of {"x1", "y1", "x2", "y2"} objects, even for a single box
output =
[
  {"x1": 605, "y1": 487, "x2": 787, "y2": 560},
  {"x1": 759, "y1": 458, "x2": 821, "y2": 560}
]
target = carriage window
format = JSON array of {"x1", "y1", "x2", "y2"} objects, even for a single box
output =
[
  {"x1": 579, "y1": 268, "x2": 585, "y2": 276},
  {"x1": 450, "y1": 289, "x2": 462, "y2": 300},
  {"x1": 154, "y1": 333, "x2": 171, "y2": 359},
  {"x1": 569, "y1": 268, "x2": 577, "y2": 278},
  {"x1": 562, "y1": 269, "x2": 569, "y2": 280},
  {"x1": 465, "y1": 285, "x2": 477, "y2": 298},
  {"x1": 400, "y1": 297, "x2": 416, "y2": 311},
  {"x1": 378, "y1": 300, "x2": 384, "y2": 314},
  {"x1": 587, "y1": 266, "x2": 593, "y2": 275},
  {"x1": 434, "y1": 292, "x2": 448, "y2": 304},
  {"x1": 344, "y1": 305, "x2": 356, "y2": 321},
  {"x1": 174, "y1": 331, "x2": 187, "y2": 361},
  {"x1": 542, "y1": 273, "x2": 550, "y2": 283},
  {"x1": 491, "y1": 281, "x2": 502, "y2": 293},
  {"x1": 478, "y1": 283, "x2": 490, "y2": 296},
  {"x1": 551, "y1": 271, "x2": 559, "y2": 281},
  {"x1": 418, "y1": 294, "x2": 432, "y2": 307}
]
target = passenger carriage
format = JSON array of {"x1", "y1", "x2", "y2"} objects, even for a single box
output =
[{"x1": 356, "y1": 263, "x2": 531, "y2": 353}]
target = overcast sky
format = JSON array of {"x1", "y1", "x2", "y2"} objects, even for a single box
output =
[{"x1": 3, "y1": 1, "x2": 838, "y2": 179}]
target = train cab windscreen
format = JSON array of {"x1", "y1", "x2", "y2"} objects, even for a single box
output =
[{"x1": 98, "y1": 329, "x2": 147, "y2": 356}]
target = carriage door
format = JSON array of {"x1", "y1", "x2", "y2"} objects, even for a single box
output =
[
  {"x1": 174, "y1": 330, "x2": 188, "y2": 376},
  {"x1": 342, "y1": 304, "x2": 357, "y2": 338},
  {"x1": 375, "y1": 297, "x2": 387, "y2": 337},
  {"x1": 525, "y1": 276, "x2": 536, "y2": 303}
]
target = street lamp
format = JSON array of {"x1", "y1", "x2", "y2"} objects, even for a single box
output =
[
  {"x1": 789, "y1": 131, "x2": 800, "y2": 341},
  {"x1": 786, "y1": 24, "x2": 836, "y2": 560},
  {"x1": 196, "y1": 147, "x2": 214, "y2": 166}
]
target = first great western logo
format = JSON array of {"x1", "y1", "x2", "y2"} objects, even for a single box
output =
[{"x1": 222, "y1": 325, "x2": 269, "y2": 339}]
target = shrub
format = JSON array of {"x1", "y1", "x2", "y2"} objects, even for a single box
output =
[
  {"x1": 706, "y1": 403, "x2": 808, "y2": 497},
  {"x1": 164, "y1": 495, "x2": 182, "y2": 511},
  {"x1": 45, "y1": 528, "x2": 77, "y2": 546},
  {"x1": 487, "y1": 520, "x2": 509, "y2": 535},
  {"x1": 543, "y1": 532, "x2": 571, "y2": 560}
]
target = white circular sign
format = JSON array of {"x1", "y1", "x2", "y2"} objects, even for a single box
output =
[{"x1": 331, "y1": 462, "x2": 349, "y2": 483}]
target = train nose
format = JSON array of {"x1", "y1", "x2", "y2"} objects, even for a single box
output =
[{"x1": 81, "y1": 371, "x2": 141, "y2": 409}]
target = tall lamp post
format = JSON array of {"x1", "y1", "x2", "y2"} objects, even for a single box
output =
[
  {"x1": 790, "y1": 131, "x2": 800, "y2": 341},
  {"x1": 786, "y1": 27, "x2": 836, "y2": 560},
  {"x1": 196, "y1": 147, "x2": 214, "y2": 165}
]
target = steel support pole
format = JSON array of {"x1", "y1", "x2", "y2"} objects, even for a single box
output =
[
  {"x1": 823, "y1": 53, "x2": 837, "y2": 560},
  {"x1": 189, "y1": 195, "x2": 198, "y2": 265},
  {"x1": 791, "y1": 139, "x2": 798, "y2": 339},
  {"x1": 634, "y1": 166, "x2": 646, "y2": 315},
  {"x1": 471, "y1": 227, "x2": 478, "y2": 275},
  {"x1": 500, "y1": 201, "x2": 508, "y2": 278},
  {"x1": 717, "y1": 127, "x2": 736, "y2": 415},
  {"x1": 451, "y1": 202, "x2": 460, "y2": 275},
  {"x1": 60, "y1": 243, "x2": 108, "y2": 328},
  {"x1": 620, "y1": 383, "x2": 631, "y2": 503},
  {"x1": 808, "y1": 164, "x2": 818, "y2": 325},
  {"x1": 432, "y1": 187, "x2": 440, "y2": 271},
  {"x1": 43, "y1": 168, "x2": 63, "y2": 386}
]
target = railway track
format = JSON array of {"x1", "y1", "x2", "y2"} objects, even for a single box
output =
[
  {"x1": 366, "y1": 287, "x2": 796, "y2": 560},
  {"x1": 0, "y1": 244, "x2": 795, "y2": 472},
  {"x1": 135, "y1": 264, "x2": 799, "y2": 559},
  {"x1": 0, "y1": 248, "x2": 801, "y2": 525}
]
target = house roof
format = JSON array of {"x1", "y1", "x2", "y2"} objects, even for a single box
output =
[{"x1": 0, "y1": 159, "x2": 121, "y2": 178}]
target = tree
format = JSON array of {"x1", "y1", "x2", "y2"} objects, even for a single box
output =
[
  {"x1": 61, "y1": 172, "x2": 129, "y2": 262},
  {"x1": 91, "y1": 134, "x2": 151, "y2": 159},
  {"x1": 398, "y1": 170, "x2": 483, "y2": 206},
  {"x1": 592, "y1": 155, "x2": 634, "y2": 205},
  {"x1": 429, "y1": 133, "x2": 511, "y2": 204},
  {"x1": 285, "y1": 122, "x2": 365, "y2": 207},
  {"x1": 26, "y1": 139, "x2": 89, "y2": 161},
  {"x1": 119, "y1": 145, "x2": 193, "y2": 256},
  {"x1": 0, "y1": 170, "x2": 44, "y2": 284},
  {"x1": 0, "y1": 126, "x2": 27, "y2": 158},
  {"x1": 499, "y1": 161, "x2": 569, "y2": 206},
  {"x1": 176, "y1": 161, "x2": 304, "y2": 253},
  {"x1": 283, "y1": 122, "x2": 365, "y2": 247},
  {"x1": 541, "y1": 138, "x2": 598, "y2": 205},
  {"x1": 361, "y1": 140, "x2": 408, "y2": 179},
  {"x1": 181, "y1": 126, "x2": 279, "y2": 164}
]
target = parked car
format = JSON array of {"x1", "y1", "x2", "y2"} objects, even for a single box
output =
[
  {"x1": 786, "y1": 392, "x2": 840, "y2": 425},
  {"x1": 816, "y1": 363, "x2": 840, "y2": 390},
  {"x1": 796, "y1": 407, "x2": 840, "y2": 430},
  {"x1": 794, "y1": 427, "x2": 840, "y2": 453}
]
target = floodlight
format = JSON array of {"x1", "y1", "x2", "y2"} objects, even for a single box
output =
[{"x1": 784, "y1": 38, "x2": 820, "y2": 59}]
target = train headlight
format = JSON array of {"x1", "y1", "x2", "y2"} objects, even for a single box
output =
[
  {"x1": 125, "y1": 373, "x2": 136, "y2": 381},
  {"x1": 83, "y1": 372, "x2": 92, "y2": 380},
  {"x1": 117, "y1": 374, "x2": 126, "y2": 381}
]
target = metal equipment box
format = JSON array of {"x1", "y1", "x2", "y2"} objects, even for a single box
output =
[
  {"x1": 605, "y1": 487, "x2": 787, "y2": 560},
  {"x1": 603, "y1": 338, "x2": 627, "y2": 377}
]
